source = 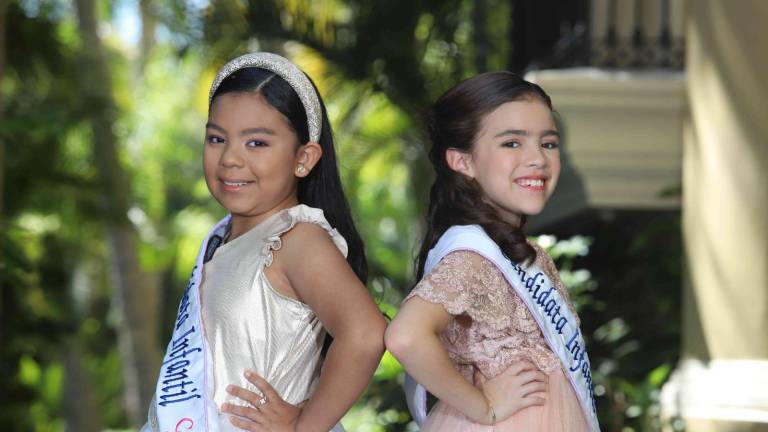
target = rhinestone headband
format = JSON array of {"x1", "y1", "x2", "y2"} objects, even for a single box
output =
[{"x1": 209, "y1": 52, "x2": 323, "y2": 142}]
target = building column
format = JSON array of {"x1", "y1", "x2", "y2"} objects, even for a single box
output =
[{"x1": 664, "y1": 1, "x2": 768, "y2": 430}]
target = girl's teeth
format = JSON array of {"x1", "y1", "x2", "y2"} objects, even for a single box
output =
[
  {"x1": 519, "y1": 179, "x2": 544, "y2": 187},
  {"x1": 224, "y1": 181, "x2": 248, "y2": 186}
]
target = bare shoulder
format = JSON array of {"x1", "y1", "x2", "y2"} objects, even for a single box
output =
[
  {"x1": 279, "y1": 221, "x2": 343, "y2": 259},
  {"x1": 273, "y1": 221, "x2": 350, "y2": 289},
  {"x1": 272, "y1": 221, "x2": 376, "y2": 335}
]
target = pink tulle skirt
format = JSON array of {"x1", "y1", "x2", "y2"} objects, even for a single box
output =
[{"x1": 420, "y1": 367, "x2": 590, "y2": 432}]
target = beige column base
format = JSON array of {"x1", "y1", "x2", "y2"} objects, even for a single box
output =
[
  {"x1": 661, "y1": 359, "x2": 768, "y2": 431},
  {"x1": 683, "y1": 419, "x2": 768, "y2": 432}
]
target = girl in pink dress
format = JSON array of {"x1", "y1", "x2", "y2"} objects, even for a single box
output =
[{"x1": 385, "y1": 72, "x2": 597, "y2": 431}]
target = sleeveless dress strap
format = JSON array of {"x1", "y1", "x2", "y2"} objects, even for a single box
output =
[{"x1": 261, "y1": 205, "x2": 348, "y2": 267}]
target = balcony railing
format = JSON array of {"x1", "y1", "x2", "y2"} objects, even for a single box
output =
[
  {"x1": 517, "y1": 0, "x2": 686, "y2": 72},
  {"x1": 591, "y1": 0, "x2": 685, "y2": 69}
]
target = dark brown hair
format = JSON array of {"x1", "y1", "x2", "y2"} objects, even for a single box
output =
[
  {"x1": 211, "y1": 67, "x2": 367, "y2": 284},
  {"x1": 416, "y1": 71, "x2": 554, "y2": 279}
]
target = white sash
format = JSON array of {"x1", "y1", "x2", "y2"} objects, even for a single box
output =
[
  {"x1": 405, "y1": 225, "x2": 600, "y2": 431},
  {"x1": 148, "y1": 216, "x2": 230, "y2": 432}
]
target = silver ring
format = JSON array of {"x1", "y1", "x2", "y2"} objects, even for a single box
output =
[{"x1": 258, "y1": 395, "x2": 268, "y2": 406}]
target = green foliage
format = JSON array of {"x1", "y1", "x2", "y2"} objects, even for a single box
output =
[{"x1": 538, "y1": 212, "x2": 683, "y2": 432}]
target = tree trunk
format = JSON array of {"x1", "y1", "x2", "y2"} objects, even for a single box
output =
[
  {"x1": 73, "y1": 0, "x2": 160, "y2": 425},
  {"x1": 0, "y1": 0, "x2": 8, "y2": 354},
  {"x1": 62, "y1": 336, "x2": 104, "y2": 432},
  {"x1": 139, "y1": 0, "x2": 156, "y2": 69},
  {"x1": 473, "y1": 0, "x2": 489, "y2": 72}
]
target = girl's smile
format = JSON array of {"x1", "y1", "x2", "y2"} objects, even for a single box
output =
[
  {"x1": 513, "y1": 175, "x2": 549, "y2": 191},
  {"x1": 220, "y1": 178, "x2": 255, "y2": 191}
]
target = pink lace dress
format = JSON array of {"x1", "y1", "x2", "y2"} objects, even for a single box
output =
[{"x1": 406, "y1": 246, "x2": 590, "y2": 431}]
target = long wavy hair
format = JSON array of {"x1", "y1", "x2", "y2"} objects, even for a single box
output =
[
  {"x1": 211, "y1": 67, "x2": 368, "y2": 285},
  {"x1": 415, "y1": 71, "x2": 554, "y2": 279}
]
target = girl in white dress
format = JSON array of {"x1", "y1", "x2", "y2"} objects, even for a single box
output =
[{"x1": 143, "y1": 52, "x2": 386, "y2": 432}]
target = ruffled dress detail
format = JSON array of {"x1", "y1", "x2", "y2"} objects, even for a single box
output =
[{"x1": 406, "y1": 246, "x2": 589, "y2": 431}]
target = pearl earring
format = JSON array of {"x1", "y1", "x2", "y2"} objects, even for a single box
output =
[{"x1": 297, "y1": 165, "x2": 306, "y2": 174}]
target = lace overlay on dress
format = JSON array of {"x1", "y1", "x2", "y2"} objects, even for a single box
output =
[{"x1": 406, "y1": 244, "x2": 577, "y2": 380}]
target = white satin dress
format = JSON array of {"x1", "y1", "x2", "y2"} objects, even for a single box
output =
[
  {"x1": 145, "y1": 204, "x2": 347, "y2": 432},
  {"x1": 204, "y1": 205, "x2": 347, "y2": 432},
  {"x1": 141, "y1": 204, "x2": 347, "y2": 432}
]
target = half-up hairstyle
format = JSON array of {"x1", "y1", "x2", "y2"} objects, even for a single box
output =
[
  {"x1": 416, "y1": 71, "x2": 553, "y2": 279},
  {"x1": 211, "y1": 67, "x2": 368, "y2": 284}
]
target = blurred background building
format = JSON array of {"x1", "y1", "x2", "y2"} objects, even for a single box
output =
[
  {"x1": 1, "y1": 0, "x2": 765, "y2": 431},
  {"x1": 523, "y1": 1, "x2": 768, "y2": 431}
]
